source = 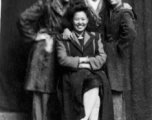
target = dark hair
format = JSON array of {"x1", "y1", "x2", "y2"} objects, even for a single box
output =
[{"x1": 61, "y1": 2, "x2": 91, "y2": 31}]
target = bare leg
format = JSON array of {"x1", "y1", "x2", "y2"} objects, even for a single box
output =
[
  {"x1": 81, "y1": 87, "x2": 99, "y2": 120},
  {"x1": 89, "y1": 95, "x2": 100, "y2": 120}
]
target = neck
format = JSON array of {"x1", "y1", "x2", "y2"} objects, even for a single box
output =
[
  {"x1": 88, "y1": 0, "x2": 101, "y2": 11},
  {"x1": 74, "y1": 31, "x2": 84, "y2": 37}
]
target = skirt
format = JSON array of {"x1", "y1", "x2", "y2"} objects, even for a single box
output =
[{"x1": 57, "y1": 69, "x2": 103, "y2": 120}]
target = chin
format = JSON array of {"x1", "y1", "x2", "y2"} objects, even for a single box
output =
[{"x1": 78, "y1": 30, "x2": 85, "y2": 32}]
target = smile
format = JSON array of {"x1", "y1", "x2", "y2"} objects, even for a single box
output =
[{"x1": 77, "y1": 26, "x2": 85, "y2": 28}]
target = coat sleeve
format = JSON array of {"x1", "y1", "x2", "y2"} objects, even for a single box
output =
[
  {"x1": 56, "y1": 36, "x2": 80, "y2": 68},
  {"x1": 89, "y1": 33, "x2": 107, "y2": 70},
  {"x1": 17, "y1": 0, "x2": 46, "y2": 42},
  {"x1": 117, "y1": 11, "x2": 137, "y2": 51}
]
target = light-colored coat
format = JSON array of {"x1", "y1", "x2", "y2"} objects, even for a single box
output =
[{"x1": 18, "y1": 0, "x2": 68, "y2": 93}]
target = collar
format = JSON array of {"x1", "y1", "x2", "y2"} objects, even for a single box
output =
[
  {"x1": 51, "y1": 0, "x2": 69, "y2": 16},
  {"x1": 71, "y1": 31, "x2": 94, "y2": 52},
  {"x1": 84, "y1": 0, "x2": 102, "y2": 25},
  {"x1": 112, "y1": 4, "x2": 123, "y2": 12},
  {"x1": 74, "y1": 31, "x2": 85, "y2": 39}
]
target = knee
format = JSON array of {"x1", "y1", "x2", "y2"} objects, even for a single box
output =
[{"x1": 94, "y1": 96, "x2": 100, "y2": 108}]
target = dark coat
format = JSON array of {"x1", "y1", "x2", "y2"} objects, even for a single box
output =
[
  {"x1": 57, "y1": 31, "x2": 107, "y2": 70},
  {"x1": 56, "y1": 31, "x2": 113, "y2": 120},
  {"x1": 104, "y1": 5, "x2": 137, "y2": 91},
  {"x1": 17, "y1": 0, "x2": 68, "y2": 93}
]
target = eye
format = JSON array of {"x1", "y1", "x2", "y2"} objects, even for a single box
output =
[{"x1": 74, "y1": 18, "x2": 79, "y2": 21}]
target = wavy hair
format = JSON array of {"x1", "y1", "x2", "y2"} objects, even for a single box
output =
[{"x1": 61, "y1": 2, "x2": 91, "y2": 31}]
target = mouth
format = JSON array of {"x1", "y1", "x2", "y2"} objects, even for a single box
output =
[{"x1": 77, "y1": 25, "x2": 84, "y2": 29}]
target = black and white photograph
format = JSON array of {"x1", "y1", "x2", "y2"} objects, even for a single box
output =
[{"x1": 0, "y1": 0, "x2": 152, "y2": 120}]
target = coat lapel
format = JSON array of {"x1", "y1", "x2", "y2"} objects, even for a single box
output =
[
  {"x1": 51, "y1": 0, "x2": 69, "y2": 17},
  {"x1": 83, "y1": 31, "x2": 94, "y2": 51},
  {"x1": 70, "y1": 31, "x2": 94, "y2": 52},
  {"x1": 70, "y1": 32, "x2": 83, "y2": 52}
]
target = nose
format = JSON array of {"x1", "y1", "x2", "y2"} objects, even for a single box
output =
[{"x1": 78, "y1": 20, "x2": 83, "y2": 24}]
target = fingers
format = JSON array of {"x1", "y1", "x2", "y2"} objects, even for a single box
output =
[
  {"x1": 78, "y1": 63, "x2": 91, "y2": 69},
  {"x1": 45, "y1": 37, "x2": 54, "y2": 53},
  {"x1": 63, "y1": 34, "x2": 69, "y2": 40},
  {"x1": 63, "y1": 35, "x2": 68, "y2": 40},
  {"x1": 79, "y1": 57, "x2": 89, "y2": 64},
  {"x1": 36, "y1": 33, "x2": 51, "y2": 41},
  {"x1": 70, "y1": 34, "x2": 74, "y2": 40},
  {"x1": 63, "y1": 32, "x2": 74, "y2": 40}
]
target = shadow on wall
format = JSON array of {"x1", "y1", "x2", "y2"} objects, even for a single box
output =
[
  {"x1": 0, "y1": 0, "x2": 36, "y2": 112},
  {"x1": 0, "y1": 0, "x2": 1, "y2": 31}
]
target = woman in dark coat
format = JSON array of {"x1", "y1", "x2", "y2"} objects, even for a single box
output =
[
  {"x1": 62, "y1": 0, "x2": 135, "y2": 119},
  {"x1": 103, "y1": 0, "x2": 137, "y2": 119},
  {"x1": 17, "y1": 0, "x2": 69, "y2": 120},
  {"x1": 104, "y1": 0, "x2": 137, "y2": 92},
  {"x1": 56, "y1": 3, "x2": 113, "y2": 120}
]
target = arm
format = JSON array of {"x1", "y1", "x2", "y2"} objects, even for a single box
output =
[
  {"x1": 122, "y1": 3, "x2": 132, "y2": 10},
  {"x1": 17, "y1": 0, "x2": 46, "y2": 42},
  {"x1": 117, "y1": 12, "x2": 137, "y2": 51},
  {"x1": 56, "y1": 36, "x2": 79, "y2": 68},
  {"x1": 89, "y1": 34, "x2": 107, "y2": 70},
  {"x1": 61, "y1": 8, "x2": 75, "y2": 40},
  {"x1": 63, "y1": 28, "x2": 74, "y2": 40}
]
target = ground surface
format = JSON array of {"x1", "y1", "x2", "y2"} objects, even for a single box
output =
[{"x1": 0, "y1": 113, "x2": 30, "y2": 120}]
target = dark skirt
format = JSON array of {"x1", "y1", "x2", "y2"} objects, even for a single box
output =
[{"x1": 57, "y1": 68, "x2": 114, "y2": 120}]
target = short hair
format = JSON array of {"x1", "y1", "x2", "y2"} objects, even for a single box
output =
[{"x1": 61, "y1": 2, "x2": 91, "y2": 31}]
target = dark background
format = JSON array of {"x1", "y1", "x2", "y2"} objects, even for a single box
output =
[{"x1": 1, "y1": 0, "x2": 152, "y2": 120}]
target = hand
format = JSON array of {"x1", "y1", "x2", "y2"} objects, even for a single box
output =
[
  {"x1": 36, "y1": 33, "x2": 54, "y2": 53},
  {"x1": 36, "y1": 33, "x2": 51, "y2": 41},
  {"x1": 122, "y1": 3, "x2": 132, "y2": 10},
  {"x1": 79, "y1": 57, "x2": 89, "y2": 63},
  {"x1": 45, "y1": 36, "x2": 54, "y2": 53},
  {"x1": 63, "y1": 28, "x2": 74, "y2": 40},
  {"x1": 78, "y1": 63, "x2": 91, "y2": 69}
]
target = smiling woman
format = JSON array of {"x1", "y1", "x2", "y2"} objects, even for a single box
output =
[
  {"x1": 56, "y1": 2, "x2": 113, "y2": 120},
  {"x1": 73, "y1": 11, "x2": 89, "y2": 34}
]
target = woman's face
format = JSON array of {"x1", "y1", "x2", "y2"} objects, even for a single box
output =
[{"x1": 73, "y1": 11, "x2": 89, "y2": 33}]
